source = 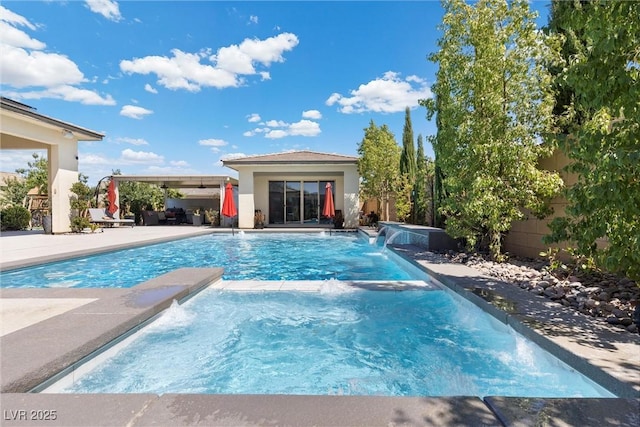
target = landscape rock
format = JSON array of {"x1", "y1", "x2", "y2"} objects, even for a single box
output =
[{"x1": 439, "y1": 251, "x2": 639, "y2": 335}]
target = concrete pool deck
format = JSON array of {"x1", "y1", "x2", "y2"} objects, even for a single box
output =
[{"x1": 0, "y1": 226, "x2": 638, "y2": 426}]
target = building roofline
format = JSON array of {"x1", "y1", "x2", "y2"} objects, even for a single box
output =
[
  {"x1": 223, "y1": 150, "x2": 358, "y2": 166},
  {"x1": 1, "y1": 97, "x2": 105, "y2": 140}
]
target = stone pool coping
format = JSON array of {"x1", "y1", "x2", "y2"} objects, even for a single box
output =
[{"x1": 0, "y1": 227, "x2": 638, "y2": 425}]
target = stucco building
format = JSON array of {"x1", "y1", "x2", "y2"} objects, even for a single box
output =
[
  {"x1": 223, "y1": 151, "x2": 360, "y2": 229},
  {"x1": 1, "y1": 97, "x2": 104, "y2": 233}
]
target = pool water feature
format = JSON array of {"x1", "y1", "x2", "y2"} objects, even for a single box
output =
[
  {"x1": 46, "y1": 284, "x2": 613, "y2": 398},
  {"x1": 1, "y1": 232, "x2": 414, "y2": 288}
]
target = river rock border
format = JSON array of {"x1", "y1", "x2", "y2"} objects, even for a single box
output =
[{"x1": 440, "y1": 252, "x2": 639, "y2": 334}]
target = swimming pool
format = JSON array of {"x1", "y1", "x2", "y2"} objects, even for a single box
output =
[
  {"x1": 45, "y1": 284, "x2": 613, "y2": 397},
  {"x1": 1, "y1": 232, "x2": 414, "y2": 288}
]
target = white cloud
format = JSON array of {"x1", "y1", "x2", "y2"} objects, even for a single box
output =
[
  {"x1": 259, "y1": 119, "x2": 321, "y2": 139},
  {"x1": 249, "y1": 15, "x2": 258, "y2": 24},
  {"x1": 326, "y1": 93, "x2": 341, "y2": 105},
  {"x1": 302, "y1": 110, "x2": 322, "y2": 120},
  {"x1": 265, "y1": 119, "x2": 287, "y2": 127},
  {"x1": 120, "y1": 33, "x2": 298, "y2": 92},
  {"x1": 247, "y1": 113, "x2": 261, "y2": 122},
  {"x1": 220, "y1": 153, "x2": 246, "y2": 161},
  {"x1": 120, "y1": 49, "x2": 238, "y2": 92},
  {"x1": 288, "y1": 120, "x2": 320, "y2": 136},
  {"x1": 0, "y1": 6, "x2": 37, "y2": 30},
  {"x1": 85, "y1": 0, "x2": 122, "y2": 22},
  {"x1": 0, "y1": 149, "x2": 47, "y2": 172},
  {"x1": 198, "y1": 138, "x2": 228, "y2": 147},
  {"x1": 79, "y1": 153, "x2": 111, "y2": 165},
  {"x1": 199, "y1": 138, "x2": 228, "y2": 148},
  {"x1": 120, "y1": 148, "x2": 164, "y2": 164},
  {"x1": 116, "y1": 137, "x2": 148, "y2": 146},
  {"x1": 120, "y1": 105, "x2": 153, "y2": 119},
  {"x1": 265, "y1": 129, "x2": 288, "y2": 139},
  {"x1": 1, "y1": 46, "x2": 85, "y2": 88},
  {"x1": 0, "y1": 6, "x2": 116, "y2": 105},
  {"x1": 169, "y1": 160, "x2": 189, "y2": 167},
  {"x1": 144, "y1": 83, "x2": 158, "y2": 94},
  {"x1": 325, "y1": 71, "x2": 432, "y2": 114},
  {"x1": 406, "y1": 75, "x2": 425, "y2": 83},
  {"x1": 5, "y1": 85, "x2": 116, "y2": 106},
  {"x1": 244, "y1": 115, "x2": 321, "y2": 139},
  {"x1": 0, "y1": 21, "x2": 44, "y2": 50}
]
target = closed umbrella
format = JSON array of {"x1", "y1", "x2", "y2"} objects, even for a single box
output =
[
  {"x1": 322, "y1": 182, "x2": 335, "y2": 218},
  {"x1": 106, "y1": 179, "x2": 118, "y2": 216},
  {"x1": 222, "y1": 181, "x2": 237, "y2": 234}
]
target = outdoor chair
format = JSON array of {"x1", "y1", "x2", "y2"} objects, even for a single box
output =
[{"x1": 88, "y1": 208, "x2": 135, "y2": 227}]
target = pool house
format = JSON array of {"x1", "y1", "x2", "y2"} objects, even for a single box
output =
[{"x1": 223, "y1": 151, "x2": 360, "y2": 229}]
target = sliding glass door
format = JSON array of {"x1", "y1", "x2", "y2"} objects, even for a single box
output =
[
  {"x1": 269, "y1": 181, "x2": 284, "y2": 224},
  {"x1": 285, "y1": 181, "x2": 301, "y2": 222},
  {"x1": 303, "y1": 181, "x2": 319, "y2": 223},
  {"x1": 269, "y1": 180, "x2": 334, "y2": 225}
]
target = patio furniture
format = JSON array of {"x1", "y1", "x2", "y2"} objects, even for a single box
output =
[{"x1": 88, "y1": 209, "x2": 135, "y2": 227}]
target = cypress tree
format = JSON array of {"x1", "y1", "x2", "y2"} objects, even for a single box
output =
[
  {"x1": 414, "y1": 134, "x2": 428, "y2": 225},
  {"x1": 399, "y1": 107, "x2": 417, "y2": 180},
  {"x1": 400, "y1": 107, "x2": 417, "y2": 222}
]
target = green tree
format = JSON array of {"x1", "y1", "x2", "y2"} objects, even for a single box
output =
[
  {"x1": 16, "y1": 152, "x2": 48, "y2": 195},
  {"x1": 545, "y1": 1, "x2": 640, "y2": 280},
  {"x1": 424, "y1": 0, "x2": 563, "y2": 260},
  {"x1": 358, "y1": 120, "x2": 401, "y2": 221},
  {"x1": 0, "y1": 176, "x2": 29, "y2": 208},
  {"x1": 544, "y1": 0, "x2": 590, "y2": 135},
  {"x1": 414, "y1": 134, "x2": 428, "y2": 225},
  {"x1": 399, "y1": 107, "x2": 417, "y2": 223},
  {"x1": 69, "y1": 174, "x2": 93, "y2": 232}
]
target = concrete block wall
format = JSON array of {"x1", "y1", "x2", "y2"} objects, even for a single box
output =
[{"x1": 504, "y1": 149, "x2": 575, "y2": 259}]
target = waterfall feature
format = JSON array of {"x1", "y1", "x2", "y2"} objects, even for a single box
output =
[{"x1": 383, "y1": 228, "x2": 405, "y2": 248}]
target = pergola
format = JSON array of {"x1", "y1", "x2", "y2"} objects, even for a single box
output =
[
  {"x1": 1, "y1": 97, "x2": 104, "y2": 233},
  {"x1": 111, "y1": 175, "x2": 237, "y2": 189},
  {"x1": 109, "y1": 175, "x2": 238, "y2": 212}
]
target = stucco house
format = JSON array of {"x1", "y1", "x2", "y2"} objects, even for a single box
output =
[
  {"x1": 1, "y1": 97, "x2": 104, "y2": 233},
  {"x1": 222, "y1": 151, "x2": 360, "y2": 229}
]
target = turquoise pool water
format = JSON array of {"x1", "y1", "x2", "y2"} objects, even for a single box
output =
[
  {"x1": 1, "y1": 232, "x2": 414, "y2": 288},
  {"x1": 52, "y1": 286, "x2": 613, "y2": 397}
]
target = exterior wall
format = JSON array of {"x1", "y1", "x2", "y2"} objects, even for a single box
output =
[
  {"x1": 343, "y1": 166, "x2": 360, "y2": 227},
  {"x1": 231, "y1": 163, "x2": 359, "y2": 229},
  {"x1": 503, "y1": 150, "x2": 575, "y2": 259},
  {"x1": 236, "y1": 171, "x2": 253, "y2": 228},
  {"x1": 49, "y1": 143, "x2": 79, "y2": 233}
]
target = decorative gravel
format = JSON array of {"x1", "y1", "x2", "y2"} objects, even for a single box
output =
[{"x1": 440, "y1": 251, "x2": 639, "y2": 334}]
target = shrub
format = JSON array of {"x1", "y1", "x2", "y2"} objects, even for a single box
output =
[
  {"x1": 70, "y1": 216, "x2": 91, "y2": 233},
  {"x1": 0, "y1": 205, "x2": 31, "y2": 231}
]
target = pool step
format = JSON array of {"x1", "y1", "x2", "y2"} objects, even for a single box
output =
[{"x1": 210, "y1": 279, "x2": 441, "y2": 292}]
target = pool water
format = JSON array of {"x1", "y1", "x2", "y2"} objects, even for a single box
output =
[
  {"x1": 1, "y1": 233, "x2": 414, "y2": 288},
  {"x1": 52, "y1": 285, "x2": 613, "y2": 397}
]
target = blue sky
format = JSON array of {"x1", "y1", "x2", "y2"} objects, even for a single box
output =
[{"x1": 1, "y1": 1, "x2": 550, "y2": 185}]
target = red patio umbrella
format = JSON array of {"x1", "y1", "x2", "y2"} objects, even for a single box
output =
[
  {"x1": 222, "y1": 181, "x2": 237, "y2": 233},
  {"x1": 322, "y1": 182, "x2": 335, "y2": 218},
  {"x1": 106, "y1": 179, "x2": 118, "y2": 216}
]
